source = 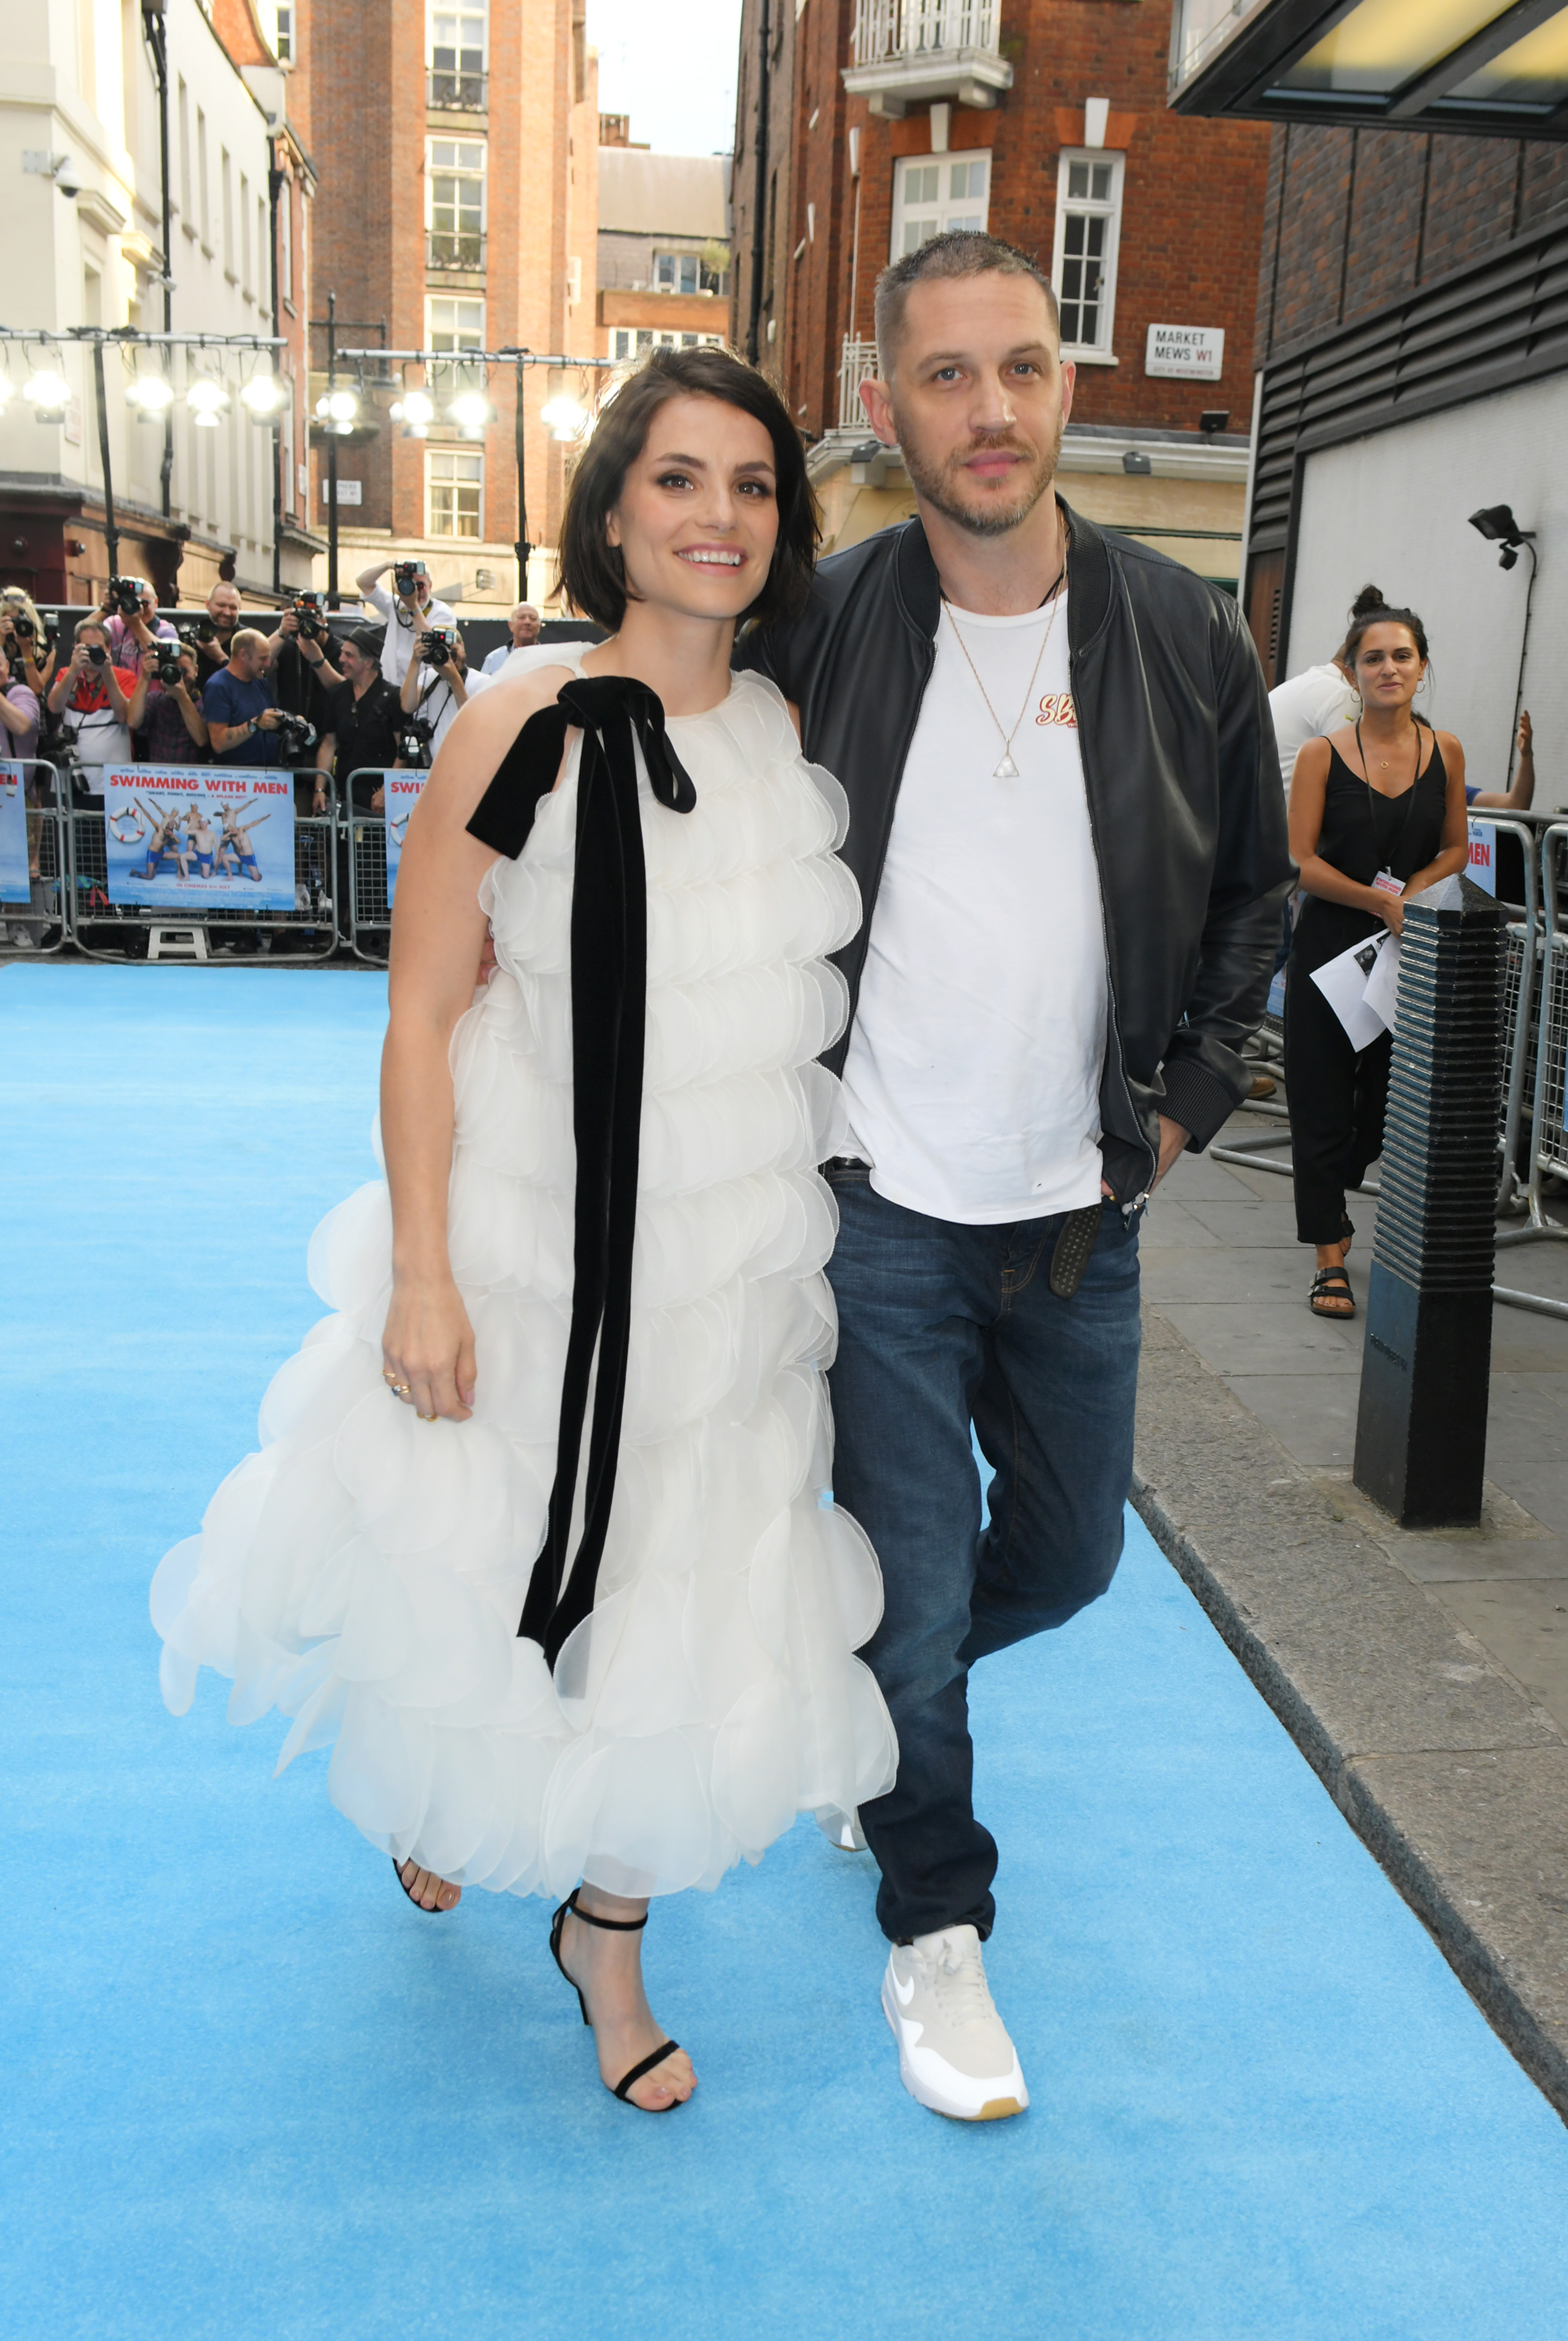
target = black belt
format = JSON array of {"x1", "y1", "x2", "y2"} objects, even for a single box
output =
[{"x1": 467, "y1": 674, "x2": 696, "y2": 1666}]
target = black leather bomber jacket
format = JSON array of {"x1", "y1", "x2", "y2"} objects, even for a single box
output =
[{"x1": 735, "y1": 502, "x2": 1295, "y2": 1206}]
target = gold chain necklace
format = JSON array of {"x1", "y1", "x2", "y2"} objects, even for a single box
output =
[{"x1": 942, "y1": 564, "x2": 1066, "y2": 780}]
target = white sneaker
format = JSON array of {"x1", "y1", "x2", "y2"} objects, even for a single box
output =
[
  {"x1": 815, "y1": 1807, "x2": 867, "y2": 1852},
  {"x1": 881, "y1": 1925, "x2": 1028, "y2": 2121}
]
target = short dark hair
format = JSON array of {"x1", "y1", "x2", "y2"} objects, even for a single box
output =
[
  {"x1": 1341, "y1": 582, "x2": 1429, "y2": 669},
  {"x1": 557, "y1": 345, "x2": 817, "y2": 632},
  {"x1": 874, "y1": 231, "x2": 1061, "y2": 375}
]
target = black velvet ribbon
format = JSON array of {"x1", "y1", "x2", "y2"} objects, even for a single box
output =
[{"x1": 467, "y1": 676, "x2": 696, "y2": 1667}]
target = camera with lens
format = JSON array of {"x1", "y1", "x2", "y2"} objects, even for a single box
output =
[
  {"x1": 108, "y1": 575, "x2": 143, "y2": 617},
  {"x1": 155, "y1": 649, "x2": 188, "y2": 688},
  {"x1": 192, "y1": 616, "x2": 220, "y2": 647},
  {"x1": 291, "y1": 591, "x2": 326, "y2": 643},
  {"x1": 397, "y1": 716, "x2": 434, "y2": 767},
  {"x1": 419, "y1": 627, "x2": 455, "y2": 667},
  {"x1": 273, "y1": 710, "x2": 318, "y2": 755},
  {"x1": 85, "y1": 643, "x2": 108, "y2": 668},
  {"x1": 393, "y1": 560, "x2": 425, "y2": 598},
  {"x1": 11, "y1": 615, "x2": 35, "y2": 642}
]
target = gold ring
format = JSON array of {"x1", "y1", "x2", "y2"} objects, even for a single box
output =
[
  {"x1": 388, "y1": 1381, "x2": 412, "y2": 1399},
  {"x1": 381, "y1": 1369, "x2": 400, "y2": 1385},
  {"x1": 417, "y1": 1411, "x2": 439, "y2": 1422}
]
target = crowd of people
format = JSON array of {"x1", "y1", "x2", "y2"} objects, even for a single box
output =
[{"x1": 0, "y1": 571, "x2": 552, "y2": 943}]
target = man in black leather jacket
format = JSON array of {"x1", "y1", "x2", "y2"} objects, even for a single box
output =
[{"x1": 737, "y1": 231, "x2": 1292, "y2": 2122}]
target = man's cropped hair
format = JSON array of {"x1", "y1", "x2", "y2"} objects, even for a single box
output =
[
  {"x1": 874, "y1": 232, "x2": 1061, "y2": 376},
  {"x1": 229, "y1": 627, "x2": 269, "y2": 656}
]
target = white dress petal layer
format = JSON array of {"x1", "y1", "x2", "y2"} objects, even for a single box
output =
[{"x1": 150, "y1": 668, "x2": 898, "y2": 1899}]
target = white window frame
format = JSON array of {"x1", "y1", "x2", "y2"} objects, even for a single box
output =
[
  {"x1": 428, "y1": 0, "x2": 488, "y2": 70},
  {"x1": 425, "y1": 295, "x2": 486, "y2": 350},
  {"x1": 1051, "y1": 149, "x2": 1124, "y2": 365},
  {"x1": 426, "y1": 446, "x2": 484, "y2": 540},
  {"x1": 426, "y1": 137, "x2": 487, "y2": 261},
  {"x1": 888, "y1": 151, "x2": 991, "y2": 260}
]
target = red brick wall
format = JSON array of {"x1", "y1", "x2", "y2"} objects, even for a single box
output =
[{"x1": 773, "y1": 0, "x2": 1271, "y2": 442}]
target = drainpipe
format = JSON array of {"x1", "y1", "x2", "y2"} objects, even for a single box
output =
[{"x1": 746, "y1": 0, "x2": 771, "y2": 365}]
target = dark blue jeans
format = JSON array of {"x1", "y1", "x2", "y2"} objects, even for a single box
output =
[{"x1": 825, "y1": 1169, "x2": 1142, "y2": 1944}]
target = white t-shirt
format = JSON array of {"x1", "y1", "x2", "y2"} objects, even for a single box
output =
[
  {"x1": 840, "y1": 592, "x2": 1108, "y2": 1225},
  {"x1": 409, "y1": 663, "x2": 489, "y2": 759},
  {"x1": 363, "y1": 584, "x2": 459, "y2": 686},
  {"x1": 1268, "y1": 662, "x2": 1359, "y2": 796}
]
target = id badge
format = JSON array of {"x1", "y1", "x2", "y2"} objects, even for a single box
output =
[{"x1": 1371, "y1": 869, "x2": 1404, "y2": 898}]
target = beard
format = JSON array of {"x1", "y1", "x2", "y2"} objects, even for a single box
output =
[{"x1": 895, "y1": 409, "x2": 1064, "y2": 538}]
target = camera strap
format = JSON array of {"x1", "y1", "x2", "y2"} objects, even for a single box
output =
[{"x1": 467, "y1": 676, "x2": 697, "y2": 1669}]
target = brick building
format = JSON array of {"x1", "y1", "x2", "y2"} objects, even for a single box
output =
[
  {"x1": 1170, "y1": 0, "x2": 1568, "y2": 805},
  {"x1": 305, "y1": 0, "x2": 600, "y2": 616},
  {"x1": 731, "y1": 0, "x2": 1273, "y2": 580},
  {"x1": 595, "y1": 119, "x2": 732, "y2": 365}
]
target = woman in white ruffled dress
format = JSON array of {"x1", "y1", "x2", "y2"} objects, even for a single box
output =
[{"x1": 151, "y1": 347, "x2": 896, "y2": 2113}]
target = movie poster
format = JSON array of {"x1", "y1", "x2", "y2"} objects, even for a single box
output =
[
  {"x1": 1466, "y1": 817, "x2": 1497, "y2": 898},
  {"x1": 383, "y1": 769, "x2": 430, "y2": 907},
  {"x1": 103, "y1": 768, "x2": 296, "y2": 913},
  {"x1": 0, "y1": 763, "x2": 29, "y2": 902}
]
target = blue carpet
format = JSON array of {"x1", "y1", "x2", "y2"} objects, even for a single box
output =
[{"x1": 5, "y1": 963, "x2": 1568, "y2": 2341}]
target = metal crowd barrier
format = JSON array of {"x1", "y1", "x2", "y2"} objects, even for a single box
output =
[
  {"x1": 65, "y1": 770, "x2": 341, "y2": 964},
  {"x1": 0, "y1": 758, "x2": 70, "y2": 956},
  {"x1": 344, "y1": 766, "x2": 398, "y2": 965}
]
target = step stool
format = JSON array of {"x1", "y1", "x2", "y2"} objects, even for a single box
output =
[{"x1": 147, "y1": 925, "x2": 209, "y2": 962}]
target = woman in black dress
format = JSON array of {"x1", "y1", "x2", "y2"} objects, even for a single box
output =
[{"x1": 1285, "y1": 588, "x2": 1469, "y2": 1316}]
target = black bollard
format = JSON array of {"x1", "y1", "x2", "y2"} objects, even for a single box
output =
[{"x1": 1353, "y1": 874, "x2": 1506, "y2": 1527}]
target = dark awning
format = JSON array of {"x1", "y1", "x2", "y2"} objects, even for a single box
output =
[{"x1": 1169, "y1": 0, "x2": 1568, "y2": 140}]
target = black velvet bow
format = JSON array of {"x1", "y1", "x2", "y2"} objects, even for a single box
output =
[{"x1": 467, "y1": 675, "x2": 696, "y2": 1668}]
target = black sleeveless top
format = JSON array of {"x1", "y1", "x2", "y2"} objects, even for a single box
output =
[{"x1": 1292, "y1": 731, "x2": 1450, "y2": 972}]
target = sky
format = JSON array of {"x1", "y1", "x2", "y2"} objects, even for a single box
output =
[{"x1": 586, "y1": 0, "x2": 744, "y2": 155}]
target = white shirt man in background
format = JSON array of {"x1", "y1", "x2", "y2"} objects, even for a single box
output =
[
  {"x1": 356, "y1": 559, "x2": 458, "y2": 688},
  {"x1": 1268, "y1": 656, "x2": 1359, "y2": 797},
  {"x1": 482, "y1": 603, "x2": 542, "y2": 676}
]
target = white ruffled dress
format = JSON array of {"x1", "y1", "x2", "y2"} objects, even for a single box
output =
[{"x1": 151, "y1": 658, "x2": 898, "y2": 1901}]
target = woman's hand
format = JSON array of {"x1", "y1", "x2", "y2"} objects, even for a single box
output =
[
  {"x1": 381, "y1": 1274, "x2": 477, "y2": 1421},
  {"x1": 1377, "y1": 891, "x2": 1405, "y2": 938}
]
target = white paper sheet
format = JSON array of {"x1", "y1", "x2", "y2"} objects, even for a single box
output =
[
  {"x1": 1309, "y1": 931, "x2": 1389, "y2": 1050},
  {"x1": 1361, "y1": 933, "x2": 1401, "y2": 1034}
]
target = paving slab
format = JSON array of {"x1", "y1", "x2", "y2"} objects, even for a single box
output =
[{"x1": 1137, "y1": 1108, "x2": 1568, "y2": 2119}]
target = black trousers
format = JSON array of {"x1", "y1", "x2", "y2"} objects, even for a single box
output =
[{"x1": 1284, "y1": 953, "x2": 1392, "y2": 1246}]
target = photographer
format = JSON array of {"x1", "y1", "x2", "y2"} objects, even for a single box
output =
[
  {"x1": 102, "y1": 577, "x2": 177, "y2": 667},
  {"x1": 185, "y1": 581, "x2": 270, "y2": 682},
  {"x1": 317, "y1": 627, "x2": 402, "y2": 810},
  {"x1": 135, "y1": 640, "x2": 210, "y2": 764},
  {"x1": 356, "y1": 557, "x2": 456, "y2": 687},
  {"x1": 398, "y1": 624, "x2": 486, "y2": 769},
  {"x1": 272, "y1": 597, "x2": 342, "y2": 810},
  {"x1": 203, "y1": 629, "x2": 285, "y2": 766},
  {"x1": 481, "y1": 602, "x2": 542, "y2": 675},
  {"x1": 0, "y1": 606, "x2": 47, "y2": 948},
  {"x1": 1, "y1": 589, "x2": 59, "y2": 698},
  {"x1": 46, "y1": 619, "x2": 147, "y2": 790}
]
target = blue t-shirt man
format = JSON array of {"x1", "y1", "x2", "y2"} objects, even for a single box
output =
[{"x1": 203, "y1": 669, "x2": 282, "y2": 766}]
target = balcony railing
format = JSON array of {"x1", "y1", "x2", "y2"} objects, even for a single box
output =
[
  {"x1": 839, "y1": 337, "x2": 878, "y2": 429},
  {"x1": 851, "y1": 0, "x2": 996, "y2": 65},
  {"x1": 427, "y1": 66, "x2": 488, "y2": 110},
  {"x1": 844, "y1": 0, "x2": 1011, "y2": 112},
  {"x1": 426, "y1": 231, "x2": 486, "y2": 273}
]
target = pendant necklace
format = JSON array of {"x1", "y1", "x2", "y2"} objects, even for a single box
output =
[{"x1": 943, "y1": 560, "x2": 1066, "y2": 780}]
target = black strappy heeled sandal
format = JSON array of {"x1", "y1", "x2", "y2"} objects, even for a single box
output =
[
  {"x1": 549, "y1": 1888, "x2": 685, "y2": 2113},
  {"x1": 392, "y1": 1856, "x2": 455, "y2": 1913}
]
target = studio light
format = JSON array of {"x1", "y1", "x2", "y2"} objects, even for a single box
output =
[
  {"x1": 23, "y1": 367, "x2": 69, "y2": 412},
  {"x1": 186, "y1": 377, "x2": 229, "y2": 421},
  {"x1": 1468, "y1": 504, "x2": 1535, "y2": 572},
  {"x1": 447, "y1": 389, "x2": 491, "y2": 430},
  {"x1": 326, "y1": 388, "x2": 359, "y2": 425},
  {"x1": 239, "y1": 373, "x2": 284, "y2": 416},
  {"x1": 541, "y1": 394, "x2": 586, "y2": 441},
  {"x1": 403, "y1": 390, "x2": 436, "y2": 426},
  {"x1": 126, "y1": 372, "x2": 176, "y2": 413}
]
